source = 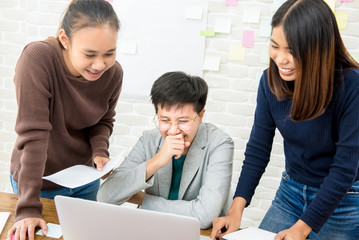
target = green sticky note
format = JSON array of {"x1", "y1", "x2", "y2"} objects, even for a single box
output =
[{"x1": 200, "y1": 30, "x2": 216, "y2": 37}]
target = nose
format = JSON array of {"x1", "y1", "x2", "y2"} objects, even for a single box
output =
[
  {"x1": 167, "y1": 122, "x2": 180, "y2": 135},
  {"x1": 275, "y1": 51, "x2": 290, "y2": 65},
  {"x1": 92, "y1": 57, "x2": 106, "y2": 71}
]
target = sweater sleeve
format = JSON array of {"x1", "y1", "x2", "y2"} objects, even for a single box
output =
[
  {"x1": 300, "y1": 74, "x2": 359, "y2": 232},
  {"x1": 234, "y1": 72, "x2": 276, "y2": 205},
  {"x1": 13, "y1": 42, "x2": 53, "y2": 222},
  {"x1": 89, "y1": 63, "x2": 123, "y2": 159}
]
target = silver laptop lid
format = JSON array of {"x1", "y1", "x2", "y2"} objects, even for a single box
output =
[{"x1": 54, "y1": 195, "x2": 201, "y2": 240}]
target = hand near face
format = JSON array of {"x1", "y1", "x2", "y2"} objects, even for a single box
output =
[
  {"x1": 145, "y1": 133, "x2": 190, "y2": 180},
  {"x1": 159, "y1": 133, "x2": 190, "y2": 164}
]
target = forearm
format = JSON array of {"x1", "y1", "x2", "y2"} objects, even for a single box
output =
[
  {"x1": 97, "y1": 162, "x2": 153, "y2": 204},
  {"x1": 227, "y1": 197, "x2": 247, "y2": 219}
]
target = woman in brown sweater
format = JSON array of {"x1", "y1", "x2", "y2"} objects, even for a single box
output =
[{"x1": 7, "y1": 1, "x2": 123, "y2": 239}]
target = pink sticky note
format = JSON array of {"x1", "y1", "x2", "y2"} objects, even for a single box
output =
[
  {"x1": 11, "y1": 235, "x2": 15, "y2": 240},
  {"x1": 225, "y1": 0, "x2": 237, "y2": 6},
  {"x1": 340, "y1": 0, "x2": 353, "y2": 2},
  {"x1": 104, "y1": 0, "x2": 113, "y2": 2},
  {"x1": 242, "y1": 30, "x2": 254, "y2": 48}
]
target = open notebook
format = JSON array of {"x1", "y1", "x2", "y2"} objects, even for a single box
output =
[{"x1": 54, "y1": 195, "x2": 201, "y2": 240}]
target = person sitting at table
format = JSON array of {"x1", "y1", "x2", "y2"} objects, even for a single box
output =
[{"x1": 97, "y1": 71, "x2": 234, "y2": 229}]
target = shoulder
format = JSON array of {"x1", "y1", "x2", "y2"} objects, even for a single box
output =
[
  {"x1": 101, "y1": 61, "x2": 123, "y2": 89},
  {"x1": 142, "y1": 128, "x2": 162, "y2": 142},
  {"x1": 21, "y1": 37, "x2": 60, "y2": 62},
  {"x1": 202, "y1": 123, "x2": 233, "y2": 146},
  {"x1": 339, "y1": 69, "x2": 359, "y2": 96}
]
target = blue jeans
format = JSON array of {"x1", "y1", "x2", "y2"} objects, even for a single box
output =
[
  {"x1": 259, "y1": 172, "x2": 359, "y2": 240},
  {"x1": 10, "y1": 174, "x2": 100, "y2": 200}
]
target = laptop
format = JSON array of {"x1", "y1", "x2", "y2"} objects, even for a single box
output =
[{"x1": 54, "y1": 195, "x2": 202, "y2": 240}]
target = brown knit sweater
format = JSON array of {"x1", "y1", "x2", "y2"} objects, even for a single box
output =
[{"x1": 10, "y1": 37, "x2": 123, "y2": 222}]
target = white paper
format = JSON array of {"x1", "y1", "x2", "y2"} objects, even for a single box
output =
[
  {"x1": 214, "y1": 17, "x2": 232, "y2": 34},
  {"x1": 0, "y1": 212, "x2": 10, "y2": 235},
  {"x1": 111, "y1": 0, "x2": 207, "y2": 98},
  {"x1": 243, "y1": 5, "x2": 261, "y2": 23},
  {"x1": 203, "y1": 55, "x2": 220, "y2": 71},
  {"x1": 259, "y1": 19, "x2": 272, "y2": 38},
  {"x1": 118, "y1": 39, "x2": 137, "y2": 55},
  {"x1": 43, "y1": 154, "x2": 123, "y2": 189},
  {"x1": 223, "y1": 227, "x2": 276, "y2": 240},
  {"x1": 185, "y1": 3, "x2": 203, "y2": 20},
  {"x1": 36, "y1": 223, "x2": 63, "y2": 238}
]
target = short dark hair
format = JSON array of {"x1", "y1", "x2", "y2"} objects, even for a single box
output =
[
  {"x1": 268, "y1": 0, "x2": 359, "y2": 121},
  {"x1": 150, "y1": 71, "x2": 208, "y2": 114},
  {"x1": 58, "y1": 0, "x2": 120, "y2": 41}
]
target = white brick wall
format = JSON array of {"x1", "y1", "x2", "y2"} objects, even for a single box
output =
[{"x1": 1, "y1": 0, "x2": 358, "y2": 228}]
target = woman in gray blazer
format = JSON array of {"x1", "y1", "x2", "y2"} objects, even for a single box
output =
[{"x1": 97, "y1": 71, "x2": 234, "y2": 229}]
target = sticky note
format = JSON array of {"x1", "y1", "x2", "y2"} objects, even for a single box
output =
[
  {"x1": 118, "y1": 39, "x2": 137, "y2": 55},
  {"x1": 200, "y1": 30, "x2": 216, "y2": 37},
  {"x1": 243, "y1": 6, "x2": 261, "y2": 23},
  {"x1": 214, "y1": 17, "x2": 232, "y2": 33},
  {"x1": 242, "y1": 30, "x2": 255, "y2": 48},
  {"x1": 335, "y1": 12, "x2": 348, "y2": 30},
  {"x1": 203, "y1": 55, "x2": 221, "y2": 71},
  {"x1": 261, "y1": 47, "x2": 270, "y2": 64},
  {"x1": 229, "y1": 44, "x2": 246, "y2": 61},
  {"x1": 324, "y1": 0, "x2": 335, "y2": 12},
  {"x1": 225, "y1": 0, "x2": 237, "y2": 6},
  {"x1": 351, "y1": 53, "x2": 359, "y2": 63},
  {"x1": 185, "y1": 3, "x2": 203, "y2": 20},
  {"x1": 36, "y1": 223, "x2": 63, "y2": 238},
  {"x1": 272, "y1": 0, "x2": 287, "y2": 13},
  {"x1": 259, "y1": 19, "x2": 272, "y2": 38}
]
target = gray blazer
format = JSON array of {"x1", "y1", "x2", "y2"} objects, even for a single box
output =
[{"x1": 97, "y1": 123, "x2": 234, "y2": 229}]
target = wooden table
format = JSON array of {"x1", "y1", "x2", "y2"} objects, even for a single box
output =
[{"x1": 0, "y1": 192, "x2": 212, "y2": 240}]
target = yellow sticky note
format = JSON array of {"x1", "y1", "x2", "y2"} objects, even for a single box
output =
[
  {"x1": 335, "y1": 12, "x2": 348, "y2": 30},
  {"x1": 324, "y1": 0, "x2": 335, "y2": 12},
  {"x1": 229, "y1": 44, "x2": 245, "y2": 61},
  {"x1": 200, "y1": 30, "x2": 216, "y2": 37}
]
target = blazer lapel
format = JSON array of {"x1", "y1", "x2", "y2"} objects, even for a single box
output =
[
  {"x1": 157, "y1": 138, "x2": 172, "y2": 198},
  {"x1": 178, "y1": 123, "x2": 207, "y2": 199}
]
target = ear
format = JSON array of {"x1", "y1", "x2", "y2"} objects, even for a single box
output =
[
  {"x1": 199, "y1": 109, "x2": 205, "y2": 122},
  {"x1": 58, "y1": 29, "x2": 69, "y2": 49}
]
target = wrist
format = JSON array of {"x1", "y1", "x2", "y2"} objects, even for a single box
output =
[{"x1": 292, "y1": 219, "x2": 312, "y2": 238}]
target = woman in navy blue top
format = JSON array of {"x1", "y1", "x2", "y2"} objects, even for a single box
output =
[{"x1": 211, "y1": 0, "x2": 359, "y2": 239}]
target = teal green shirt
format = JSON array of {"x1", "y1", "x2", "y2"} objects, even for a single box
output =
[{"x1": 168, "y1": 155, "x2": 186, "y2": 200}]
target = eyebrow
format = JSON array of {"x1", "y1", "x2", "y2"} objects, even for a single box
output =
[
  {"x1": 159, "y1": 115, "x2": 190, "y2": 119},
  {"x1": 270, "y1": 39, "x2": 291, "y2": 49},
  {"x1": 83, "y1": 48, "x2": 117, "y2": 53}
]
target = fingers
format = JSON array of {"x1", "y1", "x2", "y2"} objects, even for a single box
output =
[
  {"x1": 210, "y1": 218, "x2": 226, "y2": 240},
  {"x1": 274, "y1": 231, "x2": 285, "y2": 240},
  {"x1": 39, "y1": 220, "x2": 48, "y2": 236},
  {"x1": 7, "y1": 226, "x2": 16, "y2": 240},
  {"x1": 94, "y1": 156, "x2": 110, "y2": 171}
]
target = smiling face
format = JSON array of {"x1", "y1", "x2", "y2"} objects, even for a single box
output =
[
  {"x1": 269, "y1": 25, "x2": 296, "y2": 82},
  {"x1": 59, "y1": 25, "x2": 117, "y2": 81},
  {"x1": 157, "y1": 104, "x2": 204, "y2": 152}
]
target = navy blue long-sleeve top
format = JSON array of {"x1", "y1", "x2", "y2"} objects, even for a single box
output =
[{"x1": 235, "y1": 69, "x2": 359, "y2": 233}]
